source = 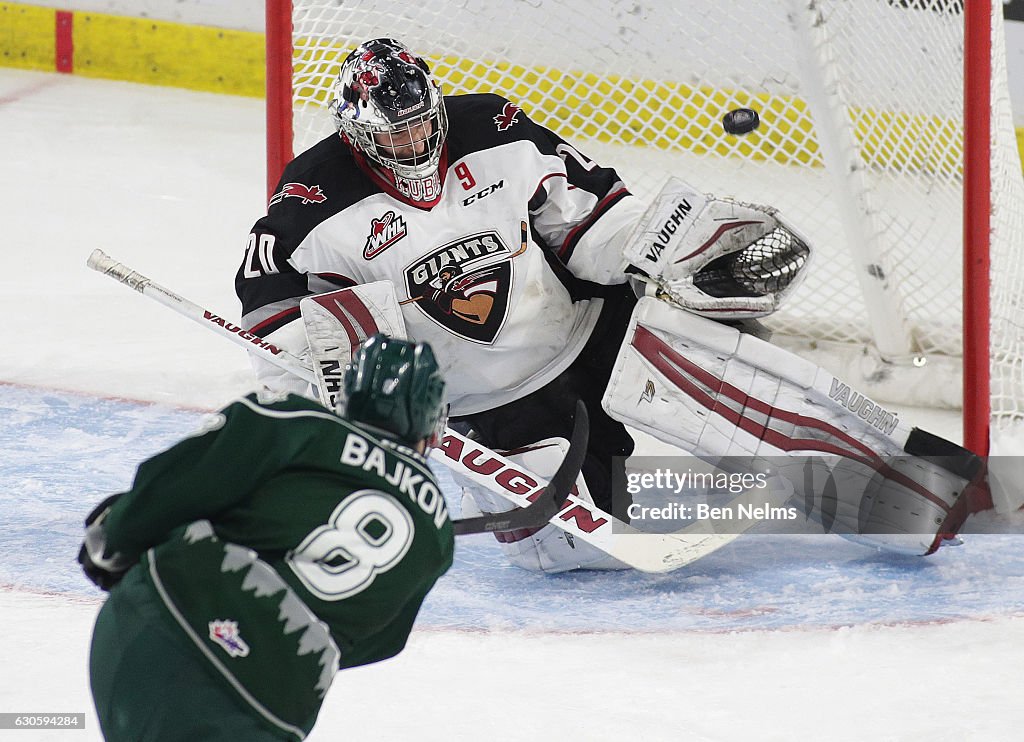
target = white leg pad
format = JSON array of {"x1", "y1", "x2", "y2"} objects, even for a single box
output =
[
  {"x1": 603, "y1": 297, "x2": 913, "y2": 459},
  {"x1": 601, "y1": 297, "x2": 974, "y2": 555}
]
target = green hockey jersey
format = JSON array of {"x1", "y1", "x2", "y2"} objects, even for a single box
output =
[{"x1": 99, "y1": 391, "x2": 454, "y2": 739}]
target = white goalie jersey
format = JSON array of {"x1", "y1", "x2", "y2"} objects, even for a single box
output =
[{"x1": 235, "y1": 93, "x2": 645, "y2": 416}]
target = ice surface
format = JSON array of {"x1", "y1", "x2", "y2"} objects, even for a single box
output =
[{"x1": 2, "y1": 68, "x2": 1022, "y2": 741}]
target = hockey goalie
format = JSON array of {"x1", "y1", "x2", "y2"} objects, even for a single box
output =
[{"x1": 234, "y1": 37, "x2": 986, "y2": 574}]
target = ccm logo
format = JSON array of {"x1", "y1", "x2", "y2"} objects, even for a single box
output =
[{"x1": 462, "y1": 180, "x2": 504, "y2": 206}]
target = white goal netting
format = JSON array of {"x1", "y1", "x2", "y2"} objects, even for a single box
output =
[{"x1": 283, "y1": 0, "x2": 1024, "y2": 434}]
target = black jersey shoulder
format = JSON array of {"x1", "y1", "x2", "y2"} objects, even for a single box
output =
[
  {"x1": 238, "y1": 135, "x2": 382, "y2": 312},
  {"x1": 444, "y1": 93, "x2": 557, "y2": 161},
  {"x1": 270, "y1": 135, "x2": 380, "y2": 221},
  {"x1": 254, "y1": 134, "x2": 383, "y2": 258}
]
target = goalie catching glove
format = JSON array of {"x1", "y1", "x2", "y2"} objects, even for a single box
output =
[{"x1": 622, "y1": 177, "x2": 812, "y2": 319}]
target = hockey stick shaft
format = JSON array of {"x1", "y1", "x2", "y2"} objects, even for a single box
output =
[
  {"x1": 452, "y1": 400, "x2": 588, "y2": 535},
  {"x1": 87, "y1": 250, "x2": 315, "y2": 384}
]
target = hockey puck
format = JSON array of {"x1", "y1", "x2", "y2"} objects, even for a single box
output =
[{"x1": 723, "y1": 108, "x2": 760, "y2": 135}]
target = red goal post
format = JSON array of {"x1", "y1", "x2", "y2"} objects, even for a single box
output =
[
  {"x1": 963, "y1": 2, "x2": 993, "y2": 457},
  {"x1": 265, "y1": 0, "x2": 1024, "y2": 459},
  {"x1": 265, "y1": 0, "x2": 293, "y2": 201}
]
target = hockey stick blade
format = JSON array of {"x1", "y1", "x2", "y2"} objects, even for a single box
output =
[{"x1": 451, "y1": 400, "x2": 589, "y2": 536}]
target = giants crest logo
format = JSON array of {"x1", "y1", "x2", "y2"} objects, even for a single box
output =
[
  {"x1": 404, "y1": 231, "x2": 515, "y2": 343},
  {"x1": 639, "y1": 379, "x2": 656, "y2": 404},
  {"x1": 364, "y1": 210, "x2": 408, "y2": 259}
]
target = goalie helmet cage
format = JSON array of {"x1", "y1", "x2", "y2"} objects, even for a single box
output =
[{"x1": 265, "y1": 0, "x2": 1024, "y2": 457}]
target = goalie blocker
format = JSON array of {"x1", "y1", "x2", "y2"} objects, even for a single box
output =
[{"x1": 602, "y1": 298, "x2": 987, "y2": 555}]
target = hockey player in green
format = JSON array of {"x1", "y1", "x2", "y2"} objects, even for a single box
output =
[{"x1": 80, "y1": 335, "x2": 453, "y2": 741}]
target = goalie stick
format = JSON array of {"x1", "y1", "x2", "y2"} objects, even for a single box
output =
[{"x1": 86, "y1": 249, "x2": 759, "y2": 570}]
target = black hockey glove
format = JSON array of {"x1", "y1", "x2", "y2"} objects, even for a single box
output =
[
  {"x1": 77, "y1": 493, "x2": 131, "y2": 592},
  {"x1": 78, "y1": 542, "x2": 128, "y2": 592},
  {"x1": 84, "y1": 493, "x2": 123, "y2": 527}
]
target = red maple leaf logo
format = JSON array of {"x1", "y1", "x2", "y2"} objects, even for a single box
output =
[
  {"x1": 493, "y1": 102, "x2": 521, "y2": 132},
  {"x1": 269, "y1": 183, "x2": 327, "y2": 206}
]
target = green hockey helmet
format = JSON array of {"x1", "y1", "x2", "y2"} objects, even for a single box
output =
[{"x1": 340, "y1": 334, "x2": 447, "y2": 447}]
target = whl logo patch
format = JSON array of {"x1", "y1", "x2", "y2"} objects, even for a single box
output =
[
  {"x1": 269, "y1": 182, "x2": 327, "y2": 206},
  {"x1": 209, "y1": 619, "x2": 250, "y2": 658},
  {"x1": 364, "y1": 210, "x2": 408, "y2": 259}
]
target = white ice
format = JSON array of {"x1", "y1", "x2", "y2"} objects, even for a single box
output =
[{"x1": 2, "y1": 68, "x2": 1023, "y2": 741}]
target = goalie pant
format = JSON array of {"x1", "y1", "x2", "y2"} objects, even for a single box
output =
[{"x1": 87, "y1": 392, "x2": 453, "y2": 742}]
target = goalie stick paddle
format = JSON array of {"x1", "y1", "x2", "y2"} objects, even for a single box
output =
[
  {"x1": 451, "y1": 400, "x2": 588, "y2": 535},
  {"x1": 86, "y1": 249, "x2": 751, "y2": 572}
]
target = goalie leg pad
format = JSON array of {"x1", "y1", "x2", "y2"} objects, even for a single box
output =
[
  {"x1": 602, "y1": 297, "x2": 977, "y2": 555},
  {"x1": 453, "y1": 437, "x2": 630, "y2": 573}
]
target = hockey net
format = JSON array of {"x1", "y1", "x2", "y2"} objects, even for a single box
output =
[{"x1": 269, "y1": 0, "x2": 1024, "y2": 449}]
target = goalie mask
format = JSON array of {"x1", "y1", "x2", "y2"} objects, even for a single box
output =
[
  {"x1": 340, "y1": 334, "x2": 448, "y2": 449},
  {"x1": 330, "y1": 38, "x2": 448, "y2": 205}
]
